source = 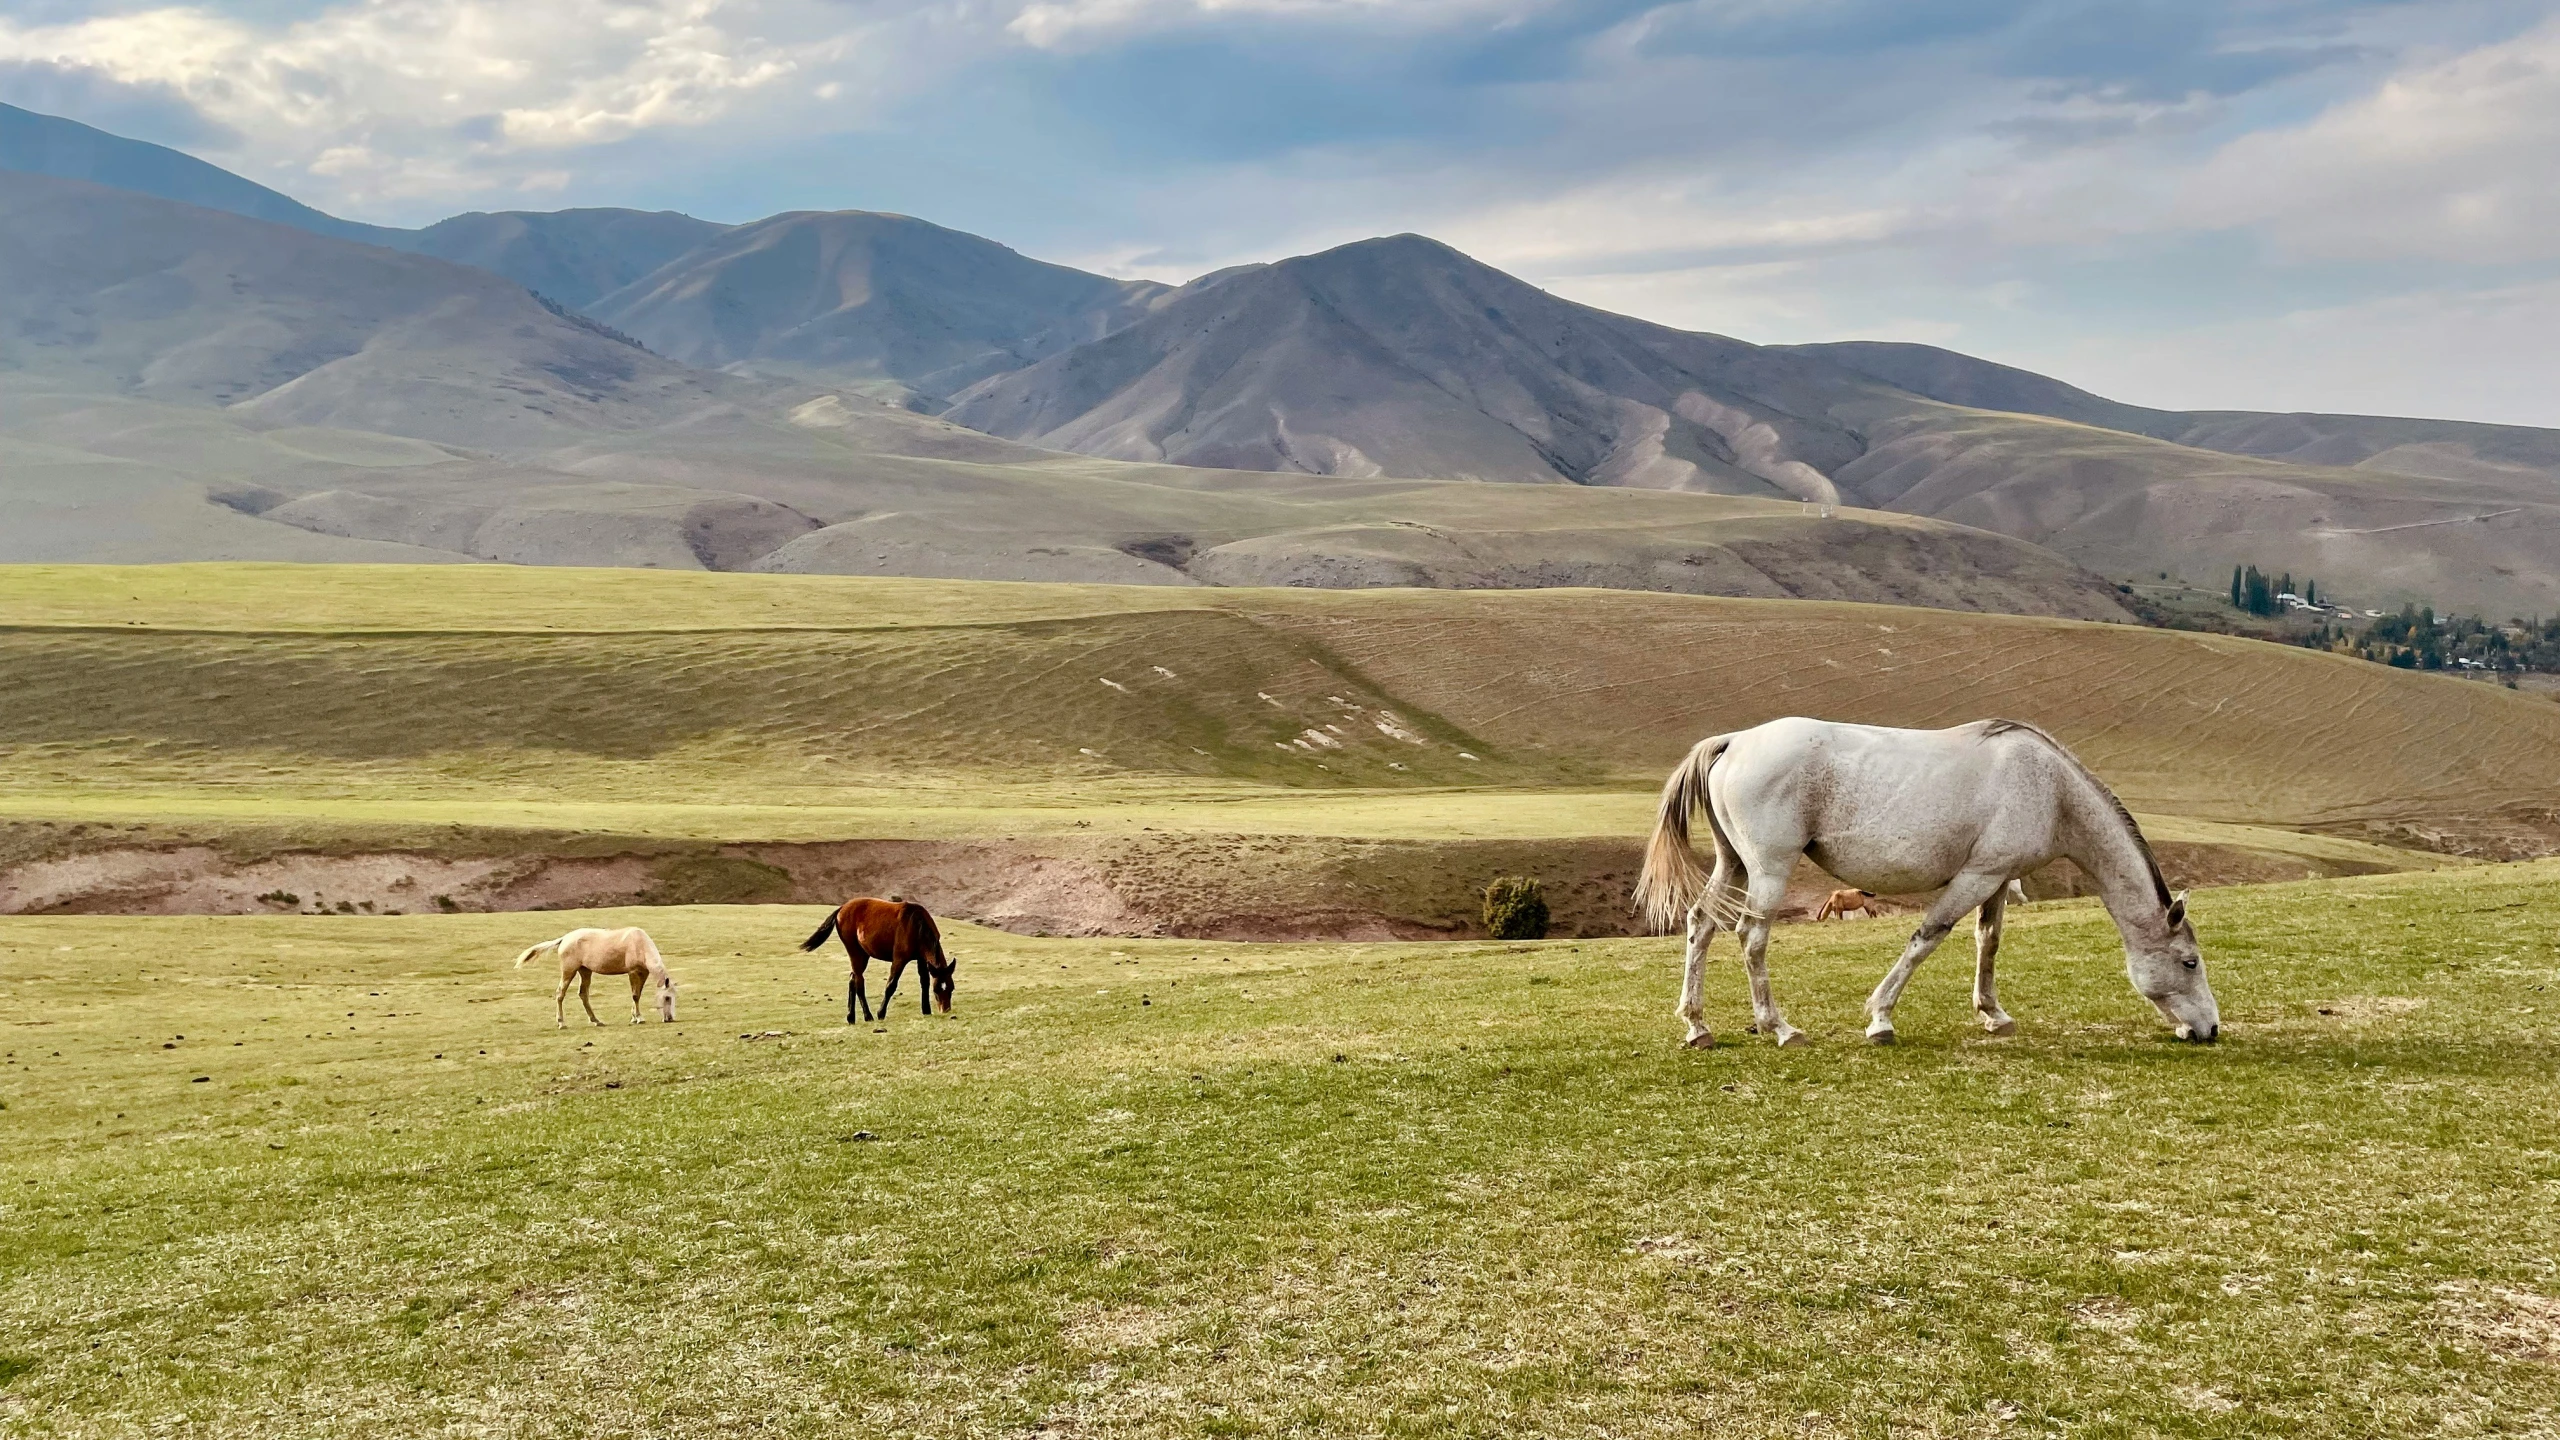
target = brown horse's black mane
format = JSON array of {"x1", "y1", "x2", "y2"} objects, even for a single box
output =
[{"x1": 1978, "y1": 718, "x2": 2174, "y2": 910}]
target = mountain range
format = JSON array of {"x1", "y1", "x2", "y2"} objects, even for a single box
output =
[{"x1": 5, "y1": 99, "x2": 2556, "y2": 619}]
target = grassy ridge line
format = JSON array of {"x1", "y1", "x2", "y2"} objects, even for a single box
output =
[
  {"x1": 0, "y1": 563, "x2": 1221, "y2": 632},
  {"x1": 3, "y1": 863, "x2": 2557, "y2": 1433}
]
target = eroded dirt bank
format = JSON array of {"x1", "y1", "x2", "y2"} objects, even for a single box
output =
[{"x1": 0, "y1": 824, "x2": 2424, "y2": 939}]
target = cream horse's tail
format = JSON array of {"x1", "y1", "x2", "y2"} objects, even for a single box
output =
[
  {"x1": 512, "y1": 938, "x2": 562, "y2": 968},
  {"x1": 1634, "y1": 733, "x2": 1739, "y2": 933}
]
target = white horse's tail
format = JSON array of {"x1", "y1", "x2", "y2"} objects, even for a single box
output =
[
  {"x1": 512, "y1": 939, "x2": 559, "y2": 968},
  {"x1": 1635, "y1": 734, "x2": 1738, "y2": 933}
]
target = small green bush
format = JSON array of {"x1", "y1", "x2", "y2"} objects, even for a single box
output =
[{"x1": 1483, "y1": 876, "x2": 1550, "y2": 940}]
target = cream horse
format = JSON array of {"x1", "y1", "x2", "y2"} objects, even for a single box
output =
[
  {"x1": 1634, "y1": 718, "x2": 2217, "y2": 1048},
  {"x1": 514, "y1": 928, "x2": 677, "y2": 1027}
]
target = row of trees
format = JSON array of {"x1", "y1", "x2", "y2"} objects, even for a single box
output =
[
  {"x1": 2217, "y1": 564, "x2": 2560, "y2": 673},
  {"x1": 2228, "y1": 564, "x2": 2316, "y2": 616},
  {"x1": 2340, "y1": 608, "x2": 2560, "y2": 673}
]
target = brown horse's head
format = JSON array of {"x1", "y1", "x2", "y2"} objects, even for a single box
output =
[{"x1": 929, "y1": 956, "x2": 956, "y2": 1014}]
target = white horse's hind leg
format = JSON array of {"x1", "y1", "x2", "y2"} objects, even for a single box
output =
[
  {"x1": 1865, "y1": 871, "x2": 2009, "y2": 1043},
  {"x1": 1974, "y1": 889, "x2": 2018, "y2": 1036},
  {"x1": 554, "y1": 972, "x2": 572, "y2": 1028},
  {"x1": 1736, "y1": 869, "x2": 1804, "y2": 1047},
  {"x1": 1676, "y1": 849, "x2": 1734, "y2": 1048},
  {"x1": 1677, "y1": 899, "x2": 1718, "y2": 1049}
]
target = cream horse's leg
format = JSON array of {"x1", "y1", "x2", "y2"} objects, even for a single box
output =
[
  {"x1": 628, "y1": 968, "x2": 647, "y2": 1024},
  {"x1": 577, "y1": 969, "x2": 603, "y2": 1026},
  {"x1": 554, "y1": 960, "x2": 574, "y2": 1028},
  {"x1": 1864, "y1": 871, "x2": 2010, "y2": 1043},
  {"x1": 1737, "y1": 867, "x2": 1805, "y2": 1048},
  {"x1": 1974, "y1": 887, "x2": 2018, "y2": 1036}
]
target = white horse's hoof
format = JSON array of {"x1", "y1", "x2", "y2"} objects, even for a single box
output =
[
  {"x1": 1866, "y1": 1027, "x2": 1896, "y2": 1046},
  {"x1": 1682, "y1": 1031, "x2": 1715, "y2": 1050},
  {"x1": 1773, "y1": 1027, "x2": 1810, "y2": 1048},
  {"x1": 1982, "y1": 1016, "x2": 2018, "y2": 1037}
]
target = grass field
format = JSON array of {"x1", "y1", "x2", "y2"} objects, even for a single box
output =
[{"x1": 7, "y1": 862, "x2": 2560, "y2": 1436}]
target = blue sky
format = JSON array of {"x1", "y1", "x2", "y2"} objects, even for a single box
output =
[{"x1": 3, "y1": 0, "x2": 2557, "y2": 424}]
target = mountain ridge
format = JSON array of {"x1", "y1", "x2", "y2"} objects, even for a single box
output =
[{"x1": 8, "y1": 98, "x2": 2560, "y2": 616}]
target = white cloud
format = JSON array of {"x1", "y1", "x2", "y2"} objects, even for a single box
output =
[
  {"x1": 0, "y1": 0, "x2": 866, "y2": 209},
  {"x1": 2180, "y1": 16, "x2": 2560, "y2": 263},
  {"x1": 1005, "y1": 0, "x2": 1492, "y2": 50}
]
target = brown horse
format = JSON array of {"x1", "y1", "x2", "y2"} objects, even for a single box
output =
[
  {"x1": 1816, "y1": 888, "x2": 1876, "y2": 921},
  {"x1": 801, "y1": 897, "x2": 954, "y2": 1022}
]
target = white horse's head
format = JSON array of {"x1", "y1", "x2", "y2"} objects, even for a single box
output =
[{"x1": 2125, "y1": 891, "x2": 2218, "y2": 1041}]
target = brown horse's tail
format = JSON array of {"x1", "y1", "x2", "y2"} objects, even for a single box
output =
[
  {"x1": 799, "y1": 909, "x2": 840, "y2": 952},
  {"x1": 1634, "y1": 734, "x2": 1737, "y2": 933}
]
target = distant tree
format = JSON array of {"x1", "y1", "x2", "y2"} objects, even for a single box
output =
[
  {"x1": 2230, "y1": 566, "x2": 2244, "y2": 608},
  {"x1": 2241, "y1": 566, "x2": 2275, "y2": 617},
  {"x1": 2279, "y1": 572, "x2": 2294, "y2": 598},
  {"x1": 2304, "y1": 578, "x2": 2317, "y2": 606}
]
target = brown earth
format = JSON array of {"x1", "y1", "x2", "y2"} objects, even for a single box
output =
[{"x1": 0, "y1": 827, "x2": 2429, "y2": 939}]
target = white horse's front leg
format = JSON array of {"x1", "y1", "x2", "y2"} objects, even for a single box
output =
[
  {"x1": 1974, "y1": 889, "x2": 2017, "y2": 1036},
  {"x1": 1865, "y1": 872, "x2": 2008, "y2": 1043},
  {"x1": 1677, "y1": 898, "x2": 1718, "y2": 1048}
]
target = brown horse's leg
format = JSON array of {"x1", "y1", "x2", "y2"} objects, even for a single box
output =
[
  {"x1": 835, "y1": 925, "x2": 873, "y2": 1023},
  {"x1": 880, "y1": 954, "x2": 913, "y2": 1016}
]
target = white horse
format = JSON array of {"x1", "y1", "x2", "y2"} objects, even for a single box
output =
[
  {"x1": 514, "y1": 928, "x2": 677, "y2": 1027},
  {"x1": 1633, "y1": 717, "x2": 2217, "y2": 1048}
]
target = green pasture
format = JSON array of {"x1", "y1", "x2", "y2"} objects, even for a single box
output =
[{"x1": 6, "y1": 863, "x2": 2559, "y2": 1437}]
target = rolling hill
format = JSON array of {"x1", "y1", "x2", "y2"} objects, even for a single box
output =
[
  {"x1": 944, "y1": 234, "x2": 1872, "y2": 496},
  {"x1": 9, "y1": 97, "x2": 2560, "y2": 618},
  {"x1": 0, "y1": 169, "x2": 2130, "y2": 616},
  {"x1": 0, "y1": 101, "x2": 403, "y2": 246},
  {"x1": 947, "y1": 235, "x2": 2560, "y2": 617},
  {"x1": 0, "y1": 171, "x2": 742, "y2": 446},
  {"x1": 1, "y1": 566, "x2": 2548, "y2": 932},
  {"x1": 401, "y1": 208, "x2": 735, "y2": 311},
  {"x1": 587, "y1": 209, "x2": 1171, "y2": 404}
]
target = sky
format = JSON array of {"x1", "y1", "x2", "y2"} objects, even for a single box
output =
[{"x1": 2, "y1": 0, "x2": 2557, "y2": 426}]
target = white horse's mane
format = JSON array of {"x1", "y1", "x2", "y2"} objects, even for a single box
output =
[{"x1": 1978, "y1": 718, "x2": 2173, "y2": 910}]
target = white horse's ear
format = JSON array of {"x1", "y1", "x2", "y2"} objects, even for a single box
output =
[{"x1": 2165, "y1": 891, "x2": 2189, "y2": 926}]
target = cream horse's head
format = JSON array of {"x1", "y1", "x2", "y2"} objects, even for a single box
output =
[{"x1": 2126, "y1": 891, "x2": 2218, "y2": 1041}]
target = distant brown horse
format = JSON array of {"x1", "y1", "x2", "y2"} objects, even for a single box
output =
[
  {"x1": 1816, "y1": 888, "x2": 1876, "y2": 921},
  {"x1": 801, "y1": 897, "x2": 954, "y2": 1022}
]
